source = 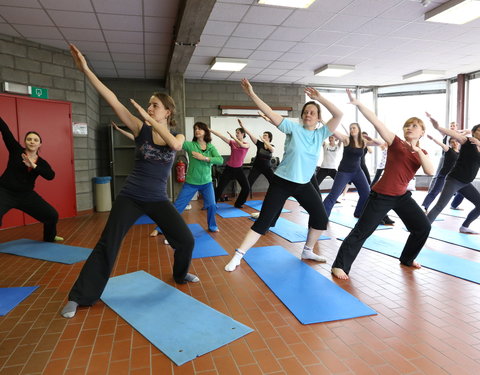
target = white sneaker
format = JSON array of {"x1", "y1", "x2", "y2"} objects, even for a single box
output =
[
  {"x1": 459, "y1": 226, "x2": 478, "y2": 234},
  {"x1": 251, "y1": 212, "x2": 260, "y2": 219},
  {"x1": 185, "y1": 204, "x2": 192, "y2": 210},
  {"x1": 301, "y1": 250, "x2": 326, "y2": 262}
]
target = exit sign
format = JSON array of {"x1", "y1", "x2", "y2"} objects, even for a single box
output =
[{"x1": 30, "y1": 86, "x2": 49, "y2": 99}]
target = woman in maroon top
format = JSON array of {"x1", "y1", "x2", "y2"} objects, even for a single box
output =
[{"x1": 332, "y1": 90, "x2": 434, "y2": 280}]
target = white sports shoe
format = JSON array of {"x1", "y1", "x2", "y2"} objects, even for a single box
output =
[{"x1": 459, "y1": 226, "x2": 479, "y2": 234}]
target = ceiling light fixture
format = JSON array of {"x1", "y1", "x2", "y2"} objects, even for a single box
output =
[
  {"x1": 425, "y1": 0, "x2": 480, "y2": 24},
  {"x1": 402, "y1": 69, "x2": 446, "y2": 81},
  {"x1": 258, "y1": 0, "x2": 316, "y2": 9},
  {"x1": 210, "y1": 57, "x2": 248, "y2": 72},
  {"x1": 314, "y1": 64, "x2": 355, "y2": 77}
]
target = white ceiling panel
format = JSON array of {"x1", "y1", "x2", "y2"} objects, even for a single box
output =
[
  {"x1": 14, "y1": 25, "x2": 62, "y2": 39},
  {"x1": 111, "y1": 53, "x2": 144, "y2": 62},
  {"x1": 340, "y1": 0, "x2": 399, "y2": 18},
  {"x1": 242, "y1": 6, "x2": 293, "y2": 26},
  {"x1": 354, "y1": 17, "x2": 408, "y2": 35},
  {"x1": 144, "y1": 32, "x2": 172, "y2": 46},
  {"x1": 62, "y1": 28, "x2": 105, "y2": 42},
  {"x1": 143, "y1": 17, "x2": 176, "y2": 34},
  {"x1": 103, "y1": 31, "x2": 143, "y2": 44},
  {"x1": 0, "y1": 0, "x2": 40, "y2": 7},
  {"x1": 209, "y1": 2, "x2": 250, "y2": 22},
  {"x1": 321, "y1": 14, "x2": 371, "y2": 33},
  {"x1": 0, "y1": 6, "x2": 53, "y2": 26},
  {"x1": 108, "y1": 42, "x2": 143, "y2": 54},
  {"x1": 199, "y1": 34, "x2": 229, "y2": 48},
  {"x1": 193, "y1": 46, "x2": 222, "y2": 57},
  {"x1": 40, "y1": 0, "x2": 94, "y2": 12},
  {"x1": 97, "y1": 14, "x2": 143, "y2": 32},
  {"x1": 257, "y1": 40, "x2": 296, "y2": 52},
  {"x1": 301, "y1": 30, "x2": 346, "y2": 45},
  {"x1": 224, "y1": 36, "x2": 263, "y2": 49},
  {"x1": 218, "y1": 47, "x2": 253, "y2": 58},
  {"x1": 92, "y1": 0, "x2": 142, "y2": 16},
  {"x1": 248, "y1": 50, "x2": 283, "y2": 61},
  {"x1": 203, "y1": 20, "x2": 237, "y2": 36},
  {"x1": 336, "y1": 33, "x2": 379, "y2": 47},
  {"x1": 277, "y1": 52, "x2": 312, "y2": 63},
  {"x1": 47, "y1": 10, "x2": 100, "y2": 29},
  {"x1": 232, "y1": 23, "x2": 276, "y2": 39},
  {"x1": 270, "y1": 26, "x2": 314, "y2": 42},
  {"x1": 143, "y1": 0, "x2": 179, "y2": 18},
  {"x1": 282, "y1": 10, "x2": 335, "y2": 29}
]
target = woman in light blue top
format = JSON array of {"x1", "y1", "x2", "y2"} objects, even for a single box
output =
[{"x1": 225, "y1": 79, "x2": 343, "y2": 272}]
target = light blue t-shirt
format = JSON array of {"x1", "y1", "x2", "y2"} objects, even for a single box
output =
[{"x1": 275, "y1": 118, "x2": 332, "y2": 184}]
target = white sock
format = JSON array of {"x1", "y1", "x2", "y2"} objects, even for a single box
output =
[
  {"x1": 61, "y1": 301, "x2": 78, "y2": 319},
  {"x1": 301, "y1": 247, "x2": 326, "y2": 262},
  {"x1": 225, "y1": 250, "x2": 244, "y2": 272},
  {"x1": 184, "y1": 273, "x2": 200, "y2": 282}
]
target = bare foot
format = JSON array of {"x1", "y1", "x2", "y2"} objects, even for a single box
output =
[
  {"x1": 411, "y1": 261, "x2": 422, "y2": 269},
  {"x1": 331, "y1": 267, "x2": 349, "y2": 280},
  {"x1": 150, "y1": 229, "x2": 159, "y2": 237}
]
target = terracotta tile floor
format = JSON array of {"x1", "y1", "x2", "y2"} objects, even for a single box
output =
[{"x1": 1, "y1": 191, "x2": 480, "y2": 374}]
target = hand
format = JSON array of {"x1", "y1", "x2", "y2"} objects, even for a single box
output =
[
  {"x1": 130, "y1": 99, "x2": 155, "y2": 126},
  {"x1": 191, "y1": 151, "x2": 205, "y2": 160},
  {"x1": 111, "y1": 121, "x2": 120, "y2": 131},
  {"x1": 346, "y1": 89, "x2": 360, "y2": 106},
  {"x1": 406, "y1": 140, "x2": 421, "y2": 153},
  {"x1": 427, "y1": 134, "x2": 433, "y2": 140},
  {"x1": 305, "y1": 87, "x2": 321, "y2": 101},
  {"x1": 470, "y1": 137, "x2": 480, "y2": 146},
  {"x1": 69, "y1": 44, "x2": 88, "y2": 73},
  {"x1": 237, "y1": 119, "x2": 244, "y2": 128},
  {"x1": 425, "y1": 112, "x2": 439, "y2": 129},
  {"x1": 22, "y1": 153, "x2": 36, "y2": 168},
  {"x1": 258, "y1": 111, "x2": 273, "y2": 124},
  {"x1": 240, "y1": 78, "x2": 254, "y2": 97},
  {"x1": 363, "y1": 134, "x2": 373, "y2": 142}
]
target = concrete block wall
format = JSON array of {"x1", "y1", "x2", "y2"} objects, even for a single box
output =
[{"x1": 0, "y1": 33, "x2": 101, "y2": 212}]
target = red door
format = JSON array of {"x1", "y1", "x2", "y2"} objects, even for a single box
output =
[
  {"x1": 0, "y1": 96, "x2": 24, "y2": 228},
  {"x1": 16, "y1": 98, "x2": 76, "y2": 223}
]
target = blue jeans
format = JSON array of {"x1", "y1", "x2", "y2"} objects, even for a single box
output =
[{"x1": 156, "y1": 182, "x2": 218, "y2": 232}]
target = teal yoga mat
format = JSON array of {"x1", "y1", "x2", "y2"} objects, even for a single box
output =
[
  {"x1": 328, "y1": 211, "x2": 392, "y2": 230},
  {"x1": 428, "y1": 225, "x2": 480, "y2": 251},
  {"x1": 243, "y1": 246, "x2": 376, "y2": 324},
  {"x1": 244, "y1": 200, "x2": 290, "y2": 213},
  {"x1": 101, "y1": 271, "x2": 253, "y2": 365},
  {"x1": 0, "y1": 286, "x2": 39, "y2": 316},
  {"x1": 216, "y1": 203, "x2": 250, "y2": 218},
  {"x1": 441, "y1": 208, "x2": 467, "y2": 218},
  {"x1": 0, "y1": 239, "x2": 92, "y2": 264},
  {"x1": 337, "y1": 234, "x2": 480, "y2": 284},
  {"x1": 250, "y1": 217, "x2": 330, "y2": 242}
]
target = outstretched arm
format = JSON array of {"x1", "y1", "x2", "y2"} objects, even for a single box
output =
[
  {"x1": 347, "y1": 89, "x2": 395, "y2": 145},
  {"x1": 112, "y1": 121, "x2": 135, "y2": 141},
  {"x1": 238, "y1": 119, "x2": 257, "y2": 144},
  {"x1": 70, "y1": 44, "x2": 143, "y2": 136},
  {"x1": 210, "y1": 128, "x2": 230, "y2": 144},
  {"x1": 407, "y1": 141, "x2": 434, "y2": 175},
  {"x1": 305, "y1": 87, "x2": 343, "y2": 133},
  {"x1": 241, "y1": 79, "x2": 283, "y2": 126},
  {"x1": 426, "y1": 134, "x2": 449, "y2": 152},
  {"x1": 332, "y1": 129, "x2": 349, "y2": 145},
  {"x1": 130, "y1": 99, "x2": 184, "y2": 151},
  {"x1": 426, "y1": 112, "x2": 468, "y2": 144},
  {"x1": 227, "y1": 131, "x2": 249, "y2": 148},
  {"x1": 363, "y1": 135, "x2": 384, "y2": 147}
]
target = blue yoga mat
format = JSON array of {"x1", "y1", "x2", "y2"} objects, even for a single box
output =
[
  {"x1": 134, "y1": 215, "x2": 155, "y2": 225},
  {"x1": 250, "y1": 217, "x2": 330, "y2": 242},
  {"x1": 101, "y1": 271, "x2": 253, "y2": 365},
  {"x1": 337, "y1": 234, "x2": 480, "y2": 284},
  {"x1": 441, "y1": 208, "x2": 467, "y2": 218},
  {"x1": 188, "y1": 224, "x2": 227, "y2": 258},
  {"x1": 244, "y1": 200, "x2": 290, "y2": 213},
  {"x1": 243, "y1": 246, "x2": 376, "y2": 324},
  {"x1": 428, "y1": 225, "x2": 480, "y2": 252},
  {"x1": 328, "y1": 211, "x2": 392, "y2": 230},
  {"x1": 0, "y1": 239, "x2": 92, "y2": 264},
  {"x1": 216, "y1": 203, "x2": 250, "y2": 218},
  {"x1": 0, "y1": 286, "x2": 39, "y2": 316}
]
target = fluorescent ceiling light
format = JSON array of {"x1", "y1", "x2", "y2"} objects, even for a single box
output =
[
  {"x1": 210, "y1": 57, "x2": 248, "y2": 72},
  {"x1": 314, "y1": 64, "x2": 355, "y2": 77},
  {"x1": 425, "y1": 0, "x2": 480, "y2": 24},
  {"x1": 258, "y1": 0, "x2": 316, "y2": 9},
  {"x1": 402, "y1": 69, "x2": 446, "y2": 81}
]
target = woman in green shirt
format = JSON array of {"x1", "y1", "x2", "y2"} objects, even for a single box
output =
[{"x1": 151, "y1": 122, "x2": 223, "y2": 235}]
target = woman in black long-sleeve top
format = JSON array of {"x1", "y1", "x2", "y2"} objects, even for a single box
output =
[{"x1": 0, "y1": 117, "x2": 61, "y2": 242}]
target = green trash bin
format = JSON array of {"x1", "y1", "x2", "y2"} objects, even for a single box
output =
[{"x1": 93, "y1": 176, "x2": 112, "y2": 212}]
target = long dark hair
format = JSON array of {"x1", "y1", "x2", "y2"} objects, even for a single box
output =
[
  {"x1": 192, "y1": 122, "x2": 211, "y2": 143},
  {"x1": 349, "y1": 123, "x2": 365, "y2": 148}
]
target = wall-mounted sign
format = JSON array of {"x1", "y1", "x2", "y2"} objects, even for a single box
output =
[{"x1": 30, "y1": 86, "x2": 49, "y2": 99}]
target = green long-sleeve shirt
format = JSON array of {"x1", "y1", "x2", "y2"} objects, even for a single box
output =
[{"x1": 183, "y1": 141, "x2": 223, "y2": 185}]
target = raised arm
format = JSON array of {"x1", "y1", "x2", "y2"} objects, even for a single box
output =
[
  {"x1": 305, "y1": 87, "x2": 343, "y2": 133},
  {"x1": 347, "y1": 89, "x2": 395, "y2": 145},
  {"x1": 237, "y1": 119, "x2": 257, "y2": 144},
  {"x1": 70, "y1": 44, "x2": 142, "y2": 136},
  {"x1": 111, "y1": 121, "x2": 135, "y2": 141},
  {"x1": 241, "y1": 79, "x2": 283, "y2": 126},
  {"x1": 426, "y1": 134, "x2": 449, "y2": 152},
  {"x1": 130, "y1": 99, "x2": 184, "y2": 151},
  {"x1": 262, "y1": 136, "x2": 274, "y2": 153},
  {"x1": 332, "y1": 129, "x2": 349, "y2": 145},
  {"x1": 0, "y1": 117, "x2": 22, "y2": 152},
  {"x1": 363, "y1": 135, "x2": 385, "y2": 147},
  {"x1": 210, "y1": 128, "x2": 230, "y2": 144},
  {"x1": 426, "y1": 112, "x2": 468, "y2": 144},
  {"x1": 227, "y1": 131, "x2": 249, "y2": 149}
]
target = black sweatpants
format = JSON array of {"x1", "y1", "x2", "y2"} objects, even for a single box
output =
[
  {"x1": 215, "y1": 165, "x2": 250, "y2": 207},
  {"x1": 248, "y1": 161, "x2": 274, "y2": 188},
  {"x1": 314, "y1": 167, "x2": 337, "y2": 186},
  {"x1": 332, "y1": 191, "x2": 431, "y2": 274},
  {"x1": 68, "y1": 195, "x2": 194, "y2": 306},
  {"x1": 0, "y1": 186, "x2": 58, "y2": 242}
]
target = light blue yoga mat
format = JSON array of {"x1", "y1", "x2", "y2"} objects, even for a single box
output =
[
  {"x1": 428, "y1": 225, "x2": 480, "y2": 252},
  {"x1": 328, "y1": 211, "x2": 392, "y2": 230},
  {"x1": 101, "y1": 271, "x2": 253, "y2": 365},
  {"x1": 0, "y1": 286, "x2": 39, "y2": 316},
  {"x1": 250, "y1": 217, "x2": 330, "y2": 242},
  {"x1": 441, "y1": 208, "x2": 467, "y2": 218},
  {"x1": 216, "y1": 203, "x2": 250, "y2": 218},
  {"x1": 243, "y1": 246, "x2": 376, "y2": 324},
  {"x1": 337, "y1": 234, "x2": 480, "y2": 284},
  {"x1": 0, "y1": 239, "x2": 92, "y2": 264},
  {"x1": 244, "y1": 200, "x2": 290, "y2": 213},
  {"x1": 188, "y1": 224, "x2": 227, "y2": 258}
]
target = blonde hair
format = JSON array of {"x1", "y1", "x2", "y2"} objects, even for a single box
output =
[{"x1": 403, "y1": 117, "x2": 425, "y2": 131}]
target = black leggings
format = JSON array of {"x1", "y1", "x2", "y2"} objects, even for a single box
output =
[
  {"x1": 252, "y1": 175, "x2": 328, "y2": 235},
  {"x1": 68, "y1": 195, "x2": 194, "y2": 306},
  {"x1": 315, "y1": 167, "x2": 337, "y2": 186},
  {"x1": 215, "y1": 165, "x2": 249, "y2": 207},
  {"x1": 248, "y1": 161, "x2": 274, "y2": 188},
  {"x1": 0, "y1": 187, "x2": 58, "y2": 242}
]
